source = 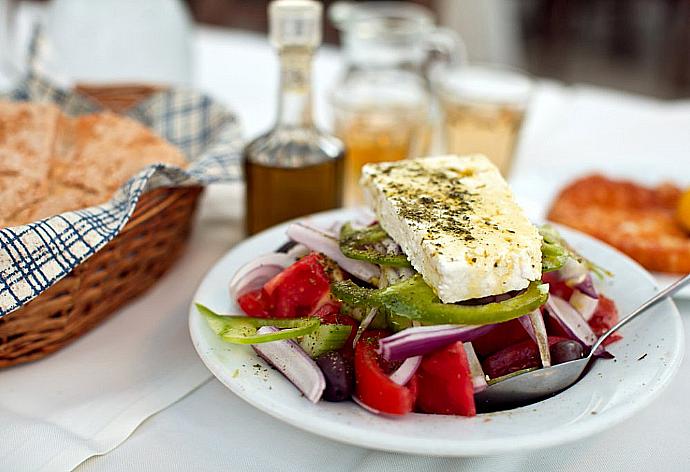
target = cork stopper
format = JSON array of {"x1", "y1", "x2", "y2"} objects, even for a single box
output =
[{"x1": 269, "y1": 0, "x2": 322, "y2": 49}]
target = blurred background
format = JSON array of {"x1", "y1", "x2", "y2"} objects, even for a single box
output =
[
  {"x1": 184, "y1": 0, "x2": 690, "y2": 99},
  {"x1": 4, "y1": 0, "x2": 689, "y2": 98}
]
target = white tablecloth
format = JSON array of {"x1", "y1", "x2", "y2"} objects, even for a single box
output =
[{"x1": 2, "y1": 23, "x2": 690, "y2": 472}]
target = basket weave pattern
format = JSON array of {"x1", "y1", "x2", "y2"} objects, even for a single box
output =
[{"x1": 0, "y1": 87, "x2": 203, "y2": 367}]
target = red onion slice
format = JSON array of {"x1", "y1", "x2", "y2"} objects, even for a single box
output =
[
  {"x1": 519, "y1": 310, "x2": 551, "y2": 367},
  {"x1": 558, "y1": 258, "x2": 587, "y2": 284},
  {"x1": 286, "y1": 243, "x2": 310, "y2": 260},
  {"x1": 377, "y1": 324, "x2": 496, "y2": 362},
  {"x1": 252, "y1": 326, "x2": 326, "y2": 403},
  {"x1": 286, "y1": 222, "x2": 380, "y2": 283},
  {"x1": 518, "y1": 314, "x2": 535, "y2": 341},
  {"x1": 558, "y1": 259, "x2": 599, "y2": 299},
  {"x1": 229, "y1": 253, "x2": 298, "y2": 300},
  {"x1": 231, "y1": 266, "x2": 282, "y2": 299},
  {"x1": 573, "y1": 274, "x2": 598, "y2": 299},
  {"x1": 595, "y1": 349, "x2": 615, "y2": 359},
  {"x1": 463, "y1": 342, "x2": 488, "y2": 393},
  {"x1": 545, "y1": 295, "x2": 597, "y2": 347},
  {"x1": 389, "y1": 355, "x2": 422, "y2": 385},
  {"x1": 570, "y1": 289, "x2": 599, "y2": 321}
]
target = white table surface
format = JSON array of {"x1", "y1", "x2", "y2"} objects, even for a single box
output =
[{"x1": 2, "y1": 22, "x2": 690, "y2": 472}]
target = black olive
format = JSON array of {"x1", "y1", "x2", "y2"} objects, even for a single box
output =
[
  {"x1": 315, "y1": 351, "x2": 354, "y2": 402},
  {"x1": 550, "y1": 340, "x2": 585, "y2": 365}
]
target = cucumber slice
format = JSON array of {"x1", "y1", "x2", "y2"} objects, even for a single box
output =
[{"x1": 299, "y1": 324, "x2": 352, "y2": 358}]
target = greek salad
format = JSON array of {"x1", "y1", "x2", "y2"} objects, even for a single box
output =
[{"x1": 196, "y1": 221, "x2": 619, "y2": 416}]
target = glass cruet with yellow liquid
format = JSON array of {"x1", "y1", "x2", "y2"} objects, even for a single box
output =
[
  {"x1": 244, "y1": 0, "x2": 345, "y2": 235},
  {"x1": 328, "y1": 1, "x2": 464, "y2": 206}
]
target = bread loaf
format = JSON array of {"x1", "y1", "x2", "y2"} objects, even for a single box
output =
[{"x1": 0, "y1": 101, "x2": 186, "y2": 227}]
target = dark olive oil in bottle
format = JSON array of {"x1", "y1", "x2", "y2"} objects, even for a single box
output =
[
  {"x1": 245, "y1": 155, "x2": 344, "y2": 235},
  {"x1": 244, "y1": 0, "x2": 345, "y2": 235}
]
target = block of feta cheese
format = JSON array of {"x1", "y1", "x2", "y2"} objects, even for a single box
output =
[{"x1": 360, "y1": 154, "x2": 542, "y2": 302}]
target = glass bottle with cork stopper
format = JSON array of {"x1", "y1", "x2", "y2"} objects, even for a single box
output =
[{"x1": 244, "y1": 0, "x2": 345, "y2": 235}]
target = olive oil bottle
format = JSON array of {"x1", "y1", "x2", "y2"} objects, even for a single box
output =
[{"x1": 244, "y1": 0, "x2": 345, "y2": 235}]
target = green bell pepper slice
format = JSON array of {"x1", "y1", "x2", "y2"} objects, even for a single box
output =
[
  {"x1": 339, "y1": 223, "x2": 412, "y2": 268},
  {"x1": 331, "y1": 275, "x2": 549, "y2": 326},
  {"x1": 539, "y1": 225, "x2": 570, "y2": 273},
  {"x1": 541, "y1": 239, "x2": 568, "y2": 273},
  {"x1": 539, "y1": 225, "x2": 612, "y2": 278},
  {"x1": 195, "y1": 303, "x2": 320, "y2": 344}
]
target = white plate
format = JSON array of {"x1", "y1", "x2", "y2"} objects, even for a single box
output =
[
  {"x1": 189, "y1": 208, "x2": 684, "y2": 456},
  {"x1": 653, "y1": 272, "x2": 690, "y2": 299}
]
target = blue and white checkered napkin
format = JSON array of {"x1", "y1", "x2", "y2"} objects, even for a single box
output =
[{"x1": 0, "y1": 73, "x2": 243, "y2": 318}]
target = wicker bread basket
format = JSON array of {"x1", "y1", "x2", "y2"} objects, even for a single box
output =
[{"x1": 0, "y1": 86, "x2": 203, "y2": 367}]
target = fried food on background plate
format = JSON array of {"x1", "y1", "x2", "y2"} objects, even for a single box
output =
[{"x1": 548, "y1": 174, "x2": 690, "y2": 274}]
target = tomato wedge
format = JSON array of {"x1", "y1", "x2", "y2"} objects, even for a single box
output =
[
  {"x1": 237, "y1": 253, "x2": 331, "y2": 318},
  {"x1": 415, "y1": 341, "x2": 476, "y2": 416},
  {"x1": 267, "y1": 253, "x2": 332, "y2": 318},
  {"x1": 312, "y1": 302, "x2": 341, "y2": 321},
  {"x1": 237, "y1": 288, "x2": 273, "y2": 318},
  {"x1": 589, "y1": 294, "x2": 621, "y2": 345},
  {"x1": 354, "y1": 330, "x2": 416, "y2": 415},
  {"x1": 471, "y1": 318, "x2": 530, "y2": 357}
]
